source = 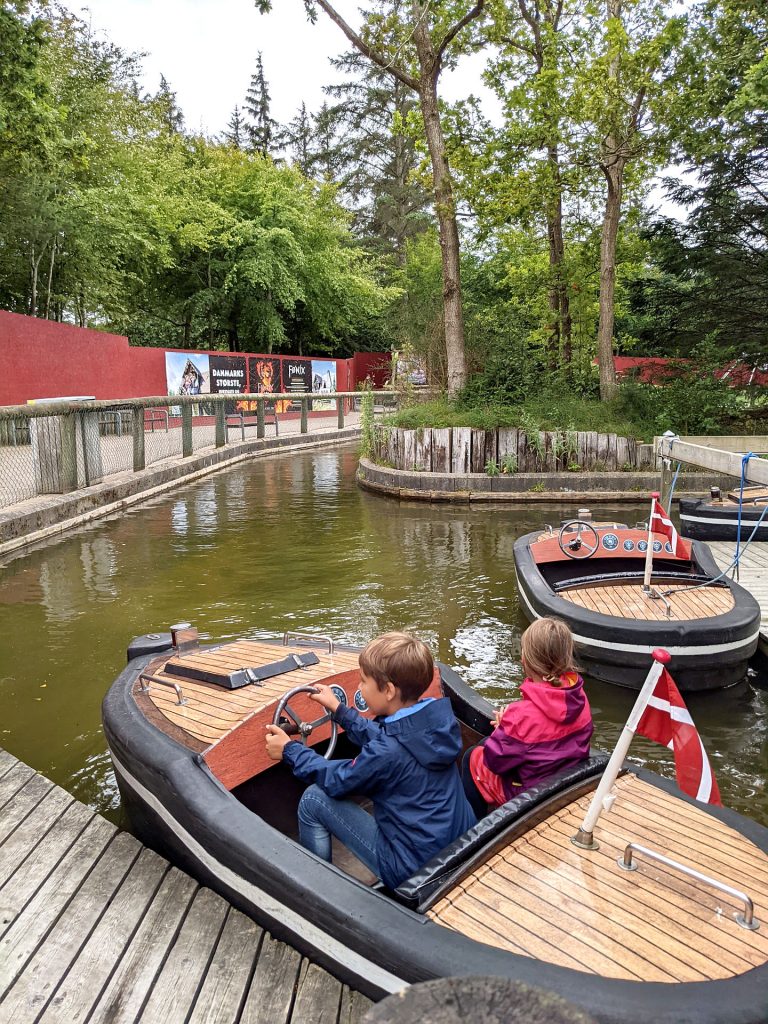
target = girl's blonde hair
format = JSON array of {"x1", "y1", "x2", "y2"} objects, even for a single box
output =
[{"x1": 521, "y1": 617, "x2": 578, "y2": 685}]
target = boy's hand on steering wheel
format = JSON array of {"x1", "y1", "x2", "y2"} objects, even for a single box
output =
[
  {"x1": 265, "y1": 723, "x2": 292, "y2": 760},
  {"x1": 309, "y1": 684, "x2": 340, "y2": 713}
]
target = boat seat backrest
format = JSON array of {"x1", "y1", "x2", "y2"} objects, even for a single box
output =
[{"x1": 392, "y1": 754, "x2": 611, "y2": 913}]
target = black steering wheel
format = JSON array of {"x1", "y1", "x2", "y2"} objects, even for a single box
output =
[
  {"x1": 558, "y1": 520, "x2": 600, "y2": 560},
  {"x1": 273, "y1": 685, "x2": 338, "y2": 759}
]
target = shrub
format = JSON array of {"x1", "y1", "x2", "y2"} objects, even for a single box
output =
[{"x1": 485, "y1": 458, "x2": 500, "y2": 476}]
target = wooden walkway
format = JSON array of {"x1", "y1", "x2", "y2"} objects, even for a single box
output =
[
  {"x1": 710, "y1": 541, "x2": 768, "y2": 655},
  {"x1": 0, "y1": 748, "x2": 372, "y2": 1024}
]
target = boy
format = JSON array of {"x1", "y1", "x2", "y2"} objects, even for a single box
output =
[{"x1": 265, "y1": 632, "x2": 476, "y2": 889}]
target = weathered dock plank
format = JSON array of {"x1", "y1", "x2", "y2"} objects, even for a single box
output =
[
  {"x1": 240, "y1": 931, "x2": 303, "y2": 1023},
  {"x1": 291, "y1": 959, "x2": 344, "y2": 1023},
  {"x1": 79, "y1": 867, "x2": 198, "y2": 1024},
  {"x1": 709, "y1": 542, "x2": 768, "y2": 653},
  {"x1": 186, "y1": 910, "x2": 263, "y2": 1024},
  {"x1": 0, "y1": 751, "x2": 375, "y2": 1023},
  {"x1": 140, "y1": 886, "x2": 230, "y2": 1022}
]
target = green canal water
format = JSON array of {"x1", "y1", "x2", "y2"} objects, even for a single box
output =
[{"x1": 1, "y1": 444, "x2": 766, "y2": 826}]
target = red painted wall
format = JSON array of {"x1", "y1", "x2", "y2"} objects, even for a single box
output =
[{"x1": 1, "y1": 311, "x2": 387, "y2": 407}]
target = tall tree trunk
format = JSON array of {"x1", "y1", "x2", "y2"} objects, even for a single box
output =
[
  {"x1": 597, "y1": 154, "x2": 623, "y2": 401},
  {"x1": 546, "y1": 145, "x2": 572, "y2": 365},
  {"x1": 413, "y1": 13, "x2": 466, "y2": 395},
  {"x1": 44, "y1": 240, "x2": 56, "y2": 320}
]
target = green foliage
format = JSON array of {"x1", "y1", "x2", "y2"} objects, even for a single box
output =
[
  {"x1": 500, "y1": 453, "x2": 518, "y2": 474},
  {"x1": 359, "y1": 388, "x2": 375, "y2": 459},
  {"x1": 484, "y1": 458, "x2": 500, "y2": 476}
]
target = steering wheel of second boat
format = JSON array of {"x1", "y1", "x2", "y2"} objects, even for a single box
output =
[
  {"x1": 273, "y1": 685, "x2": 338, "y2": 759},
  {"x1": 558, "y1": 520, "x2": 600, "y2": 559}
]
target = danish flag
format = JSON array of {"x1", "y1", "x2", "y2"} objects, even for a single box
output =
[
  {"x1": 650, "y1": 495, "x2": 688, "y2": 558},
  {"x1": 636, "y1": 666, "x2": 721, "y2": 805}
]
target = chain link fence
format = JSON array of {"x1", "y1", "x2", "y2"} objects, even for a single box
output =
[{"x1": 0, "y1": 392, "x2": 397, "y2": 511}]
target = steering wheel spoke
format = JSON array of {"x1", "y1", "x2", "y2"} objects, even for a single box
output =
[{"x1": 273, "y1": 685, "x2": 338, "y2": 759}]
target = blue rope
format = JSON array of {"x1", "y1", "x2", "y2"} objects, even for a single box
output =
[
  {"x1": 667, "y1": 461, "x2": 682, "y2": 508},
  {"x1": 735, "y1": 452, "x2": 756, "y2": 571}
]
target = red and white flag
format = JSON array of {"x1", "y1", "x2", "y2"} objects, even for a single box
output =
[
  {"x1": 650, "y1": 496, "x2": 688, "y2": 558},
  {"x1": 636, "y1": 666, "x2": 721, "y2": 805}
]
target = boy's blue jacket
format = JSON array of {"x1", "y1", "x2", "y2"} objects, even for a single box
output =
[{"x1": 282, "y1": 697, "x2": 476, "y2": 889}]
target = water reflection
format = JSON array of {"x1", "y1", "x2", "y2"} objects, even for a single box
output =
[{"x1": 0, "y1": 444, "x2": 766, "y2": 827}]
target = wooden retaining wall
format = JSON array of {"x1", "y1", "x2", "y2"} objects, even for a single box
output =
[{"x1": 374, "y1": 426, "x2": 652, "y2": 474}]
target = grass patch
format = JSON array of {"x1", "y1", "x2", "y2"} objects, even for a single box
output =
[{"x1": 388, "y1": 396, "x2": 652, "y2": 438}]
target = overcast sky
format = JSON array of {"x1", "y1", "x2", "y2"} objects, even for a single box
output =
[{"x1": 70, "y1": 0, "x2": 496, "y2": 137}]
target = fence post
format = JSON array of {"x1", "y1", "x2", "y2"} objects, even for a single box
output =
[
  {"x1": 215, "y1": 402, "x2": 226, "y2": 448},
  {"x1": 133, "y1": 407, "x2": 146, "y2": 470},
  {"x1": 301, "y1": 396, "x2": 308, "y2": 434},
  {"x1": 60, "y1": 412, "x2": 78, "y2": 492},
  {"x1": 257, "y1": 398, "x2": 265, "y2": 439},
  {"x1": 337, "y1": 396, "x2": 345, "y2": 429},
  {"x1": 182, "y1": 403, "x2": 193, "y2": 457}
]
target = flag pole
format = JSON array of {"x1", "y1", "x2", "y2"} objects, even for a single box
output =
[
  {"x1": 571, "y1": 649, "x2": 671, "y2": 851},
  {"x1": 642, "y1": 491, "x2": 659, "y2": 592}
]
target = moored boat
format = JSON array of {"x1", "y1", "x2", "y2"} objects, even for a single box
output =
[
  {"x1": 680, "y1": 486, "x2": 768, "y2": 542},
  {"x1": 102, "y1": 628, "x2": 768, "y2": 1023},
  {"x1": 513, "y1": 516, "x2": 761, "y2": 690}
]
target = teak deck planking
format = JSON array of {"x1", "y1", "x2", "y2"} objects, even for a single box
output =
[
  {"x1": 559, "y1": 581, "x2": 734, "y2": 621},
  {"x1": 0, "y1": 747, "x2": 371, "y2": 1024},
  {"x1": 709, "y1": 541, "x2": 768, "y2": 653},
  {"x1": 142, "y1": 641, "x2": 362, "y2": 745},
  {"x1": 429, "y1": 774, "x2": 768, "y2": 983}
]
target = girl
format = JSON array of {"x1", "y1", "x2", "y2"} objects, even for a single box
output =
[{"x1": 462, "y1": 617, "x2": 593, "y2": 815}]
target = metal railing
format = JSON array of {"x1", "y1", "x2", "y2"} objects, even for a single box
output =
[{"x1": 0, "y1": 391, "x2": 398, "y2": 511}]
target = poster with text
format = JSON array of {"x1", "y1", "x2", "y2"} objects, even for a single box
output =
[
  {"x1": 311, "y1": 359, "x2": 336, "y2": 410},
  {"x1": 282, "y1": 358, "x2": 312, "y2": 409},
  {"x1": 209, "y1": 355, "x2": 246, "y2": 413}
]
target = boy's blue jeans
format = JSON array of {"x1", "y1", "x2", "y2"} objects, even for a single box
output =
[{"x1": 297, "y1": 785, "x2": 381, "y2": 878}]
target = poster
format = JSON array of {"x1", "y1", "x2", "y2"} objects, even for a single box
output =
[
  {"x1": 209, "y1": 355, "x2": 246, "y2": 414},
  {"x1": 282, "y1": 358, "x2": 312, "y2": 409},
  {"x1": 244, "y1": 356, "x2": 289, "y2": 413},
  {"x1": 394, "y1": 350, "x2": 427, "y2": 386},
  {"x1": 311, "y1": 359, "x2": 337, "y2": 411},
  {"x1": 209, "y1": 355, "x2": 246, "y2": 395},
  {"x1": 166, "y1": 352, "x2": 211, "y2": 397}
]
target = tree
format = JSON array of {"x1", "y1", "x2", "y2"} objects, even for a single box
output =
[
  {"x1": 572, "y1": 0, "x2": 685, "y2": 400},
  {"x1": 283, "y1": 101, "x2": 313, "y2": 172},
  {"x1": 155, "y1": 73, "x2": 185, "y2": 134},
  {"x1": 244, "y1": 52, "x2": 279, "y2": 157},
  {"x1": 223, "y1": 104, "x2": 246, "y2": 149},
  {"x1": 258, "y1": 0, "x2": 488, "y2": 394},
  {"x1": 320, "y1": 50, "x2": 432, "y2": 264}
]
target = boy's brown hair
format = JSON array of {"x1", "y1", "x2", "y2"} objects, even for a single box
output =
[
  {"x1": 521, "y1": 617, "x2": 578, "y2": 686},
  {"x1": 359, "y1": 632, "x2": 434, "y2": 703}
]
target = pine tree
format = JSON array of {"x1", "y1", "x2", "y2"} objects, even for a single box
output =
[
  {"x1": 155, "y1": 74, "x2": 184, "y2": 134},
  {"x1": 283, "y1": 102, "x2": 312, "y2": 172},
  {"x1": 223, "y1": 105, "x2": 245, "y2": 149},
  {"x1": 244, "y1": 53, "x2": 279, "y2": 157}
]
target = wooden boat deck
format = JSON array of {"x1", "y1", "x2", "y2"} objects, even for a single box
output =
[
  {"x1": 140, "y1": 641, "x2": 360, "y2": 747},
  {"x1": 429, "y1": 774, "x2": 768, "y2": 982},
  {"x1": 0, "y1": 747, "x2": 371, "y2": 1023},
  {"x1": 559, "y1": 581, "x2": 734, "y2": 621}
]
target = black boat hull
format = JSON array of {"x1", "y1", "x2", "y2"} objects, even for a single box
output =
[
  {"x1": 513, "y1": 534, "x2": 761, "y2": 691},
  {"x1": 680, "y1": 498, "x2": 768, "y2": 542},
  {"x1": 103, "y1": 649, "x2": 768, "y2": 1024}
]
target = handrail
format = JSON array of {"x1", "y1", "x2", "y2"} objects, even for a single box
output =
[
  {"x1": 138, "y1": 672, "x2": 188, "y2": 706},
  {"x1": 283, "y1": 631, "x2": 335, "y2": 654},
  {"x1": 618, "y1": 842, "x2": 759, "y2": 930},
  {"x1": 0, "y1": 390, "x2": 400, "y2": 418}
]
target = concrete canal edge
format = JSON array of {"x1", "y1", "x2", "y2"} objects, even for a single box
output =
[
  {"x1": 356, "y1": 458, "x2": 732, "y2": 503},
  {"x1": 0, "y1": 428, "x2": 361, "y2": 559}
]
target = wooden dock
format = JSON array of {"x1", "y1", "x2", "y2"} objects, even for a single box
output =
[
  {"x1": 709, "y1": 541, "x2": 768, "y2": 655},
  {"x1": 0, "y1": 747, "x2": 372, "y2": 1024}
]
